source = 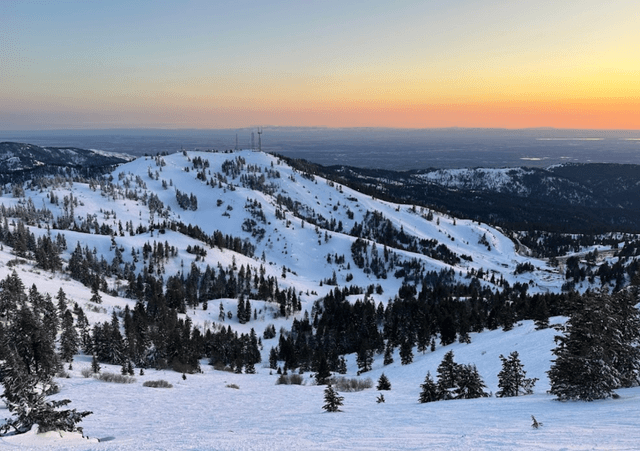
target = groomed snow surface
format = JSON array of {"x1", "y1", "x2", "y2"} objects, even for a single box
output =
[{"x1": 3, "y1": 319, "x2": 640, "y2": 450}]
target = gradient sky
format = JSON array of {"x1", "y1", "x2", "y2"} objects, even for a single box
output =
[{"x1": 1, "y1": 0, "x2": 638, "y2": 130}]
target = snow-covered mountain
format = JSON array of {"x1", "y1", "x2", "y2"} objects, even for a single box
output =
[
  {"x1": 414, "y1": 167, "x2": 576, "y2": 196},
  {"x1": 0, "y1": 148, "x2": 639, "y2": 449},
  {"x1": 301, "y1": 161, "x2": 640, "y2": 232},
  {"x1": 0, "y1": 142, "x2": 131, "y2": 171},
  {"x1": 3, "y1": 149, "x2": 566, "y2": 295}
]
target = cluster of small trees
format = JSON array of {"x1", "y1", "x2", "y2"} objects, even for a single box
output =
[
  {"x1": 418, "y1": 350, "x2": 537, "y2": 403},
  {"x1": 419, "y1": 351, "x2": 488, "y2": 402},
  {"x1": 322, "y1": 350, "x2": 536, "y2": 413},
  {"x1": 175, "y1": 189, "x2": 198, "y2": 211}
]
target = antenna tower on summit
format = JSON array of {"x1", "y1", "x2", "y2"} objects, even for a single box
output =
[{"x1": 257, "y1": 127, "x2": 263, "y2": 152}]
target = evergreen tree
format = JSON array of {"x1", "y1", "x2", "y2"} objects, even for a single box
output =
[
  {"x1": 315, "y1": 353, "x2": 332, "y2": 385},
  {"x1": 90, "y1": 285, "x2": 102, "y2": 304},
  {"x1": 91, "y1": 354, "x2": 101, "y2": 374},
  {"x1": 418, "y1": 371, "x2": 439, "y2": 403},
  {"x1": 8, "y1": 302, "x2": 59, "y2": 382},
  {"x1": 269, "y1": 347, "x2": 278, "y2": 369},
  {"x1": 237, "y1": 297, "x2": 246, "y2": 324},
  {"x1": 399, "y1": 338, "x2": 414, "y2": 365},
  {"x1": 436, "y1": 351, "x2": 459, "y2": 400},
  {"x1": 377, "y1": 373, "x2": 391, "y2": 391},
  {"x1": 548, "y1": 290, "x2": 640, "y2": 401},
  {"x1": 610, "y1": 290, "x2": 640, "y2": 388},
  {"x1": 454, "y1": 364, "x2": 489, "y2": 399},
  {"x1": 322, "y1": 384, "x2": 344, "y2": 412},
  {"x1": 59, "y1": 310, "x2": 79, "y2": 362},
  {"x1": 497, "y1": 351, "x2": 537, "y2": 397},
  {"x1": 0, "y1": 351, "x2": 91, "y2": 435},
  {"x1": 336, "y1": 356, "x2": 348, "y2": 375},
  {"x1": 532, "y1": 297, "x2": 550, "y2": 330},
  {"x1": 356, "y1": 344, "x2": 373, "y2": 375},
  {"x1": 383, "y1": 341, "x2": 394, "y2": 365},
  {"x1": 56, "y1": 288, "x2": 68, "y2": 313}
]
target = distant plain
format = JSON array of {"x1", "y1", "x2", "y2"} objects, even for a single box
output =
[{"x1": 1, "y1": 128, "x2": 639, "y2": 170}]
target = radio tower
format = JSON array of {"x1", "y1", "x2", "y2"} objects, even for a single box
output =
[
  {"x1": 257, "y1": 127, "x2": 263, "y2": 152},
  {"x1": 235, "y1": 133, "x2": 238, "y2": 151}
]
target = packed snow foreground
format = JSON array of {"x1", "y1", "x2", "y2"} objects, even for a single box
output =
[{"x1": 0, "y1": 149, "x2": 639, "y2": 450}]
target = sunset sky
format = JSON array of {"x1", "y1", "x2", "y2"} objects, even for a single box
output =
[{"x1": 1, "y1": 0, "x2": 638, "y2": 130}]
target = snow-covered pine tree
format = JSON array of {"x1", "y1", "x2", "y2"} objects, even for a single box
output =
[
  {"x1": 610, "y1": 290, "x2": 640, "y2": 388},
  {"x1": 497, "y1": 351, "x2": 537, "y2": 397},
  {"x1": 377, "y1": 373, "x2": 391, "y2": 391},
  {"x1": 454, "y1": 364, "x2": 489, "y2": 399},
  {"x1": 548, "y1": 290, "x2": 640, "y2": 401},
  {"x1": 89, "y1": 285, "x2": 102, "y2": 304},
  {"x1": 418, "y1": 371, "x2": 439, "y2": 403},
  {"x1": 1, "y1": 319, "x2": 91, "y2": 435},
  {"x1": 322, "y1": 384, "x2": 344, "y2": 412},
  {"x1": 436, "y1": 350, "x2": 459, "y2": 400}
]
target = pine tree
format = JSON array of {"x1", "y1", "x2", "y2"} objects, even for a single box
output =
[
  {"x1": 59, "y1": 310, "x2": 79, "y2": 362},
  {"x1": 377, "y1": 373, "x2": 391, "y2": 391},
  {"x1": 383, "y1": 341, "x2": 394, "y2": 365},
  {"x1": 548, "y1": 290, "x2": 640, "y2": 401},
  {"x1": 91, "y1": 354, "x2": 101, "y2": 374},
  {"x1": 269, "y1": 347, "x2": 278, "y2": 369},
  {"x1": 336, "y1": 356, "x2": 348, "y2": 374},
  {"x1": 356, "y1": 344, "x2": 373, "y2": 375},
  {"x1": 219, "y1": 302, "x2": 225, "y2": 322},
  {"x1": 315, "y1": 353, "x2": 331, "y2": 385},
  {"x1": 419, "y1": 371, "x2": 439, "y2": 403},
  {"x1": 90, "y1": 285, "x2": 102, "y2": 304},
  {"x1": 56, "y1": 288, "x2": 67, "y2": 314},
  {"x1": 436, "y1": 351, "x2": 459, "y2": 400},
  {"x1": 1, "y1": 310, "x2": 91, "y2": 436},
  {"x1": 533, "y1": 297, "x2": 550, "y2": 330},
  {"x1": 237, "y1": 296, "x2": 246, "y2": 324},
  {"x1": 610, "y1": 290, "x2": 640, "y2": 388},
  {"x1": 454, "y1": 364, "x2": 489, "y2": 399},
  {"x1": 322, "y1": 384, "x2": 344, "y2": 412},
  {"x1": 497, "y1": 351, "x2": 537, "y2": 397},
  {"x1": 399, "y1": 338, "x2": 413, "y2": 365}
]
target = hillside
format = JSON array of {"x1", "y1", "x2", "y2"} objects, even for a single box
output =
[
  {"x1": 0, "y1": 148, "x2": 639, "y2": 449},
  {"x1": 285, "y1": 159, "x2": 640, "y2": 232},
  {"x1": 0, "y1": 142, "x2": 131, "y2": 184}
]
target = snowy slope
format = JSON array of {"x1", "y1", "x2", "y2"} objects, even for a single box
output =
[
  {"x1": 2, "y1": 266, "x2": 640, "y2": 451},
  {"x1": 0, "y1": 149, "x2": 638, "y2": 449},
  {"x1": 1, "y1": 149, "x2": 567, "y2": 300}
]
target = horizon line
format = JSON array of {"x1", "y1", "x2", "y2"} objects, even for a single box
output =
[{"x1": 2, "y1": 126, "x2": 640, "y2": 133}]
